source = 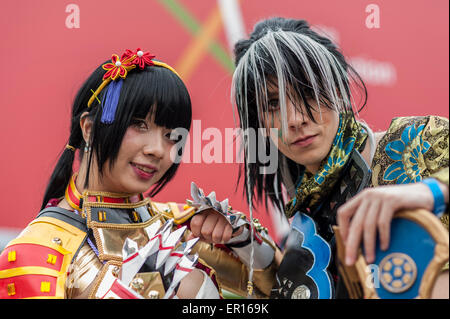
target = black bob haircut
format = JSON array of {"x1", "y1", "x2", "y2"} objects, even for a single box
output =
[{"x1": 41, "y1": 60, "x2": 191, "y2": 210}]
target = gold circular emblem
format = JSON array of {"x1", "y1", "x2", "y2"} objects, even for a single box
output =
[
  {"x1": 148, "y1": 290, "x2": 159, "y2": 299},
  {"x1": 291, "y1": 285, "x2": 311, "y2": 299},
  {"x1": 130, "y1": 277, "x2": 145, "y2": 292},
  {"x1": 111, "y1": 266, "x2": 120, "y2": 277},
  {"x1": 379, "y1": 253, "x2": 417, "y2": 293}
]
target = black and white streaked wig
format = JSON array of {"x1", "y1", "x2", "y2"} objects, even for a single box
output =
[{"x1": 232, "y1": 17, "x2": 368, "y2": 213}]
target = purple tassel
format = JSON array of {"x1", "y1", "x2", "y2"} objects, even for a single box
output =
[{"x1": 101, "y1": 79, "x2": 123, "y2": 124}]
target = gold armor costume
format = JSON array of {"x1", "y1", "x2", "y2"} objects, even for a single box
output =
[
  {"x1": 0, "y1": 191, "x2": 279, "y2": 299},
  {"x1": 0, "y1": 193, "x2": 219, "y2": 299}
]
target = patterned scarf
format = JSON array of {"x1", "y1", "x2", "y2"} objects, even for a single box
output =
[{"x1": 285, "y1": 112, "x2": 368, "y2": 218}]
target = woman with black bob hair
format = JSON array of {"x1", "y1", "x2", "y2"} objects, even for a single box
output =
[
  {"x1": 42, "y1": 52, "x2": 190, "y2": 207},
  {"x1": 0, "y1": 49, "x2": 221, "y2": 299},
  {"x1": 190, "y1": 17, "x2": 449, "y2": 299}
]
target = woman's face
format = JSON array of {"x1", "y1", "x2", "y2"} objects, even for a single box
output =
[
  {"x1": 91, "y1": 112, "x2": 176, "y2": 195},
  {"x1": 264, "y1": 88, "x2": 340, "y2": 174}
]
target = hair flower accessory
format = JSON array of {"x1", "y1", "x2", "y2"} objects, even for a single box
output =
[
  {"x1": 87, "y1": 48, "x2": 180, "y2": 124},
  {"x1": 122, "y1": 48, "x2": 156, "y2": 70},
  {"x1": 102, "y1": 54, "x2": 136, "y2": 81}
]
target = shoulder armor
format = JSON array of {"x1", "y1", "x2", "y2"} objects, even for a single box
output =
[
  {"x1": 150, "y1": 201, "x2": 196, "y2": 225},
  {"x1": 0, "y1": 210, "x2": 87, "y2": 299}
]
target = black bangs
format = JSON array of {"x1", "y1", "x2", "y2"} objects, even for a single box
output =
[
  {"x1": 261, "y1": 37, "x2": 345, "y2": 122},
  {"x1": 115, "y1": 65, "x2": 191, "y2": 131}
]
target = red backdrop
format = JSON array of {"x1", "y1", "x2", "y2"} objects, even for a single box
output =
[{"x1": 0, "y1": 0, "x2": 448, "y2": 241}]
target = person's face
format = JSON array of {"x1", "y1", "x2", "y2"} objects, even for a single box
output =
[
  {"x1": 263, "y1": 88, "x2": 340, "y2": 174},
  {"x1": 93, "y1": 112, "x2": 176, "y2": 195}
]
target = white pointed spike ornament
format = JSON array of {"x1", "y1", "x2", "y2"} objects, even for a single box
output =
[
  {"x1": 189, "y1": 182, "x2": 249, "y2": 229},
  {"x1": 164, "y1": 254, "x2": 199, "y2": 299},
  {"x1": 155, "y1": 225, "x2": 187, "y2": 269},
  {"x1": 164, "y1": 237, "x2": 199, "y2": 276}
]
